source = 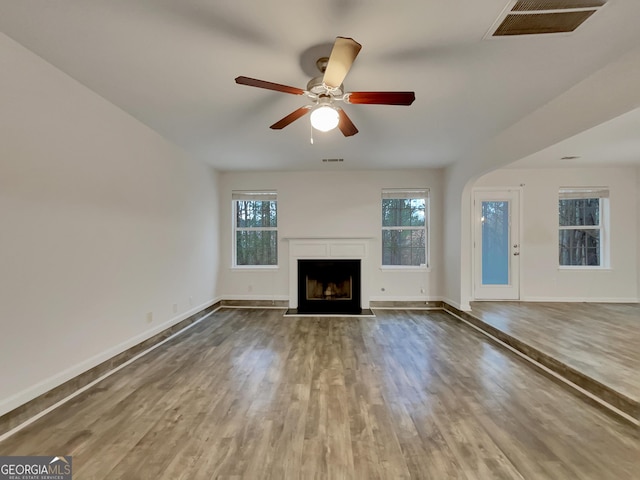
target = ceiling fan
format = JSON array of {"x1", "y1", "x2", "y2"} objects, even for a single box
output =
[{"x1": 235, "y1": 37, "x2": 416, "y2": 137}]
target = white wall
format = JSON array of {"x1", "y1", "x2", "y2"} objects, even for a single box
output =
[
  {"x1": 0, "y1": 33, "x2": 220, "y2": 416},
  {"x1": 218, "y1": 169, "x2": 444, "y2": 302},
  {"x1": 442, "y1": 45, "x2": 640, "y2": 309},
  {"x1": 638, "y1": 166, "x2": 640, "y2": 301},
  {"x1": 474, "y1": 167, "x2": 638, "y2": 301}
]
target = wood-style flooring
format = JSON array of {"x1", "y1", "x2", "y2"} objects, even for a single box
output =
[
  {"x1": 469, "y1": 302, "x2": 640, "y2": 403},
  {"x1": 1, "y1": 308, "x2": 639, "y2": 479}
]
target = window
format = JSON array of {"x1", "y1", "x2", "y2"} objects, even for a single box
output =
[
  {"x1": 558, "y1": 188, "x2": 608, "y2": 267},
  {"x1": 382, "y1": 189, "x2": 429, "y2": 267},
  {"x1": 233, "y1": 191, "x2": 277, "y2": 267}
]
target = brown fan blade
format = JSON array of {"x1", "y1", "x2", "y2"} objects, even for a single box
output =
[
  {"x1": 337, "y1": 109, "x2": 358, "y2": 137},
  {"x1": 235, "y1": 76, "x2": 304, "y2": 95},
  {"x1": 322, "y1": 37, "x2": 362, "y2": 89},
  {"x1": 347, "y1": 91, "x2": 416, "y2": 106},
  {"x1": 270, "y1": 106, "x2": 311, "y2": 130}
]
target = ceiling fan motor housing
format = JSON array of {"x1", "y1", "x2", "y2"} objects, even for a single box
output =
[{"x1": 307, "y1": 76, "x2": 343, "y2": 96}]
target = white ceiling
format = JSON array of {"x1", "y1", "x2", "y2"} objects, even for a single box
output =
[
  {"x1": 508, "y1": 106, "x2": 640, "y2": 169},
  {"x1": 1, "y1": 0, "x2": 640, "y2": 171}
]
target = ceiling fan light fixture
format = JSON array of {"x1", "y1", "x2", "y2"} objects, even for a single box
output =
[{"x1": 310, "y1": 105, "x2": 339, "y2": 132}]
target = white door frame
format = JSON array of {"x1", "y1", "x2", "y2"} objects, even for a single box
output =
[{"x1": 472, "y1": 188, "x2": 522, "y2": 300}]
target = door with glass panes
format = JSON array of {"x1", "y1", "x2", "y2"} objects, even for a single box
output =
[{"x1": 473, "y1": 189, "x2": 520, "y2": 300}]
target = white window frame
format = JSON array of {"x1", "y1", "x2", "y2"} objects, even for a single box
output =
[
  {"x1": 558, "y1": 187, "x2": 609, "y2": 269},
  {"x1": 381, "y1": 188, "x2": 430, "y2": 269},
  {"x1": 232, "y1": 191, "x2": 278, "y2": 269}
]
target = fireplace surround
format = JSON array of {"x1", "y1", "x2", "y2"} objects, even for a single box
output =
[{"x1": 286, "y1": 237, "x2": 372, "y2": 313}]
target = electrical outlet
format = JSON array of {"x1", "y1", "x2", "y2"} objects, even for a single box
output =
[
  {"x1": 146, "y1": 312, "x2": 153, "y2": 323},
  {"x1": 172, "y1": 303, "x2": 178, "y2": 314},
  {"x1": 248, "y1": 285, "x2": 253, "y2": 293},
  {"x1": 420, "y1": 287, "x2": 425, "y2": 294},
  {"x1": 189, "y1": 296, "x2": 193, "y2": 306}
]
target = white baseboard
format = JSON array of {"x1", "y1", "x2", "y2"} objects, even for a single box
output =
[
  {"x1": 520, "y1": 296, "x2": 639, "y2": 303},
  {"x1": 368, "y1": 295, "x2": 443, "y2": 302},
  {"x1": 0, "y1": 298, "x2": 219, "y2": 418},
  {"x1": 220, "y1": 294, "x2": 290, "y2": 301},
  {"x1": 442, "y1": 298, "x2": 471, "y2": 311}
]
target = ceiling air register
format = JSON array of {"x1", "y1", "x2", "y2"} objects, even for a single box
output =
[{"x1": 490, "y1": 0, "x2": 607, "y2": 36}]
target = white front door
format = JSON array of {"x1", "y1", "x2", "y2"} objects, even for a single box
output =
[{"x1": 473, "y1": 189, "x2": 520, "y2": 300}]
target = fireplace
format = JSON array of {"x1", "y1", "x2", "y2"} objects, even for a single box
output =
[{"x1": 297, "y1": 259, "x2": 361, "y2": 314}]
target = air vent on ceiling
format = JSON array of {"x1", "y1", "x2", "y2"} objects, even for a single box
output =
[
  {"x1": 322, "y1": 158, "x2": 344, "y2": 163},
  {"x1": 511, "y1": 0, "x2": 605, "y2": 11},
  {"x1": 489, "y1": 0, "x2": 606, "y2": 37}
]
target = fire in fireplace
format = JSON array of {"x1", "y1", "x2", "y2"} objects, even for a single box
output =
[{"x1": 297, "y1": 259, "x2": 361, "y2": 314}]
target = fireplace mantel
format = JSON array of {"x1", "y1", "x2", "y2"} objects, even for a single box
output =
[{"x1": 286, "y1": 238, "x2": 372, "y2": 309}]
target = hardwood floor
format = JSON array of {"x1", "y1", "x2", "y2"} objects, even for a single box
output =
[
  {"x1": 469, "y1": 302, "x2": 640, "y2": 403},
  {"x1": 1, "y1": 308, "x2": 639, "y2": 479}
]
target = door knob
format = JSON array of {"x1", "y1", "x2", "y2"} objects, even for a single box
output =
[{"x1": 513, "y1": 252, "x2": 520, "y2": 256}]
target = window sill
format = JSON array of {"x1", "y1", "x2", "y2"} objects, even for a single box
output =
[
  {"x1": 230, "y1": 266, "x2": 279, "y2": 271},
  {"x1": 558, "y1": 266, "x2": 611, "y2": 271},
  {"x1": 380, "y1": 266, "x2": 431, "y2": 273}
]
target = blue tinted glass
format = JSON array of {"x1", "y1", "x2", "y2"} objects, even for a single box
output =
[{"x1": 481, "y1": 201, "x2": 509, "y2": 285}]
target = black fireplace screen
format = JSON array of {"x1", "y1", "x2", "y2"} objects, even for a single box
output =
[
  {"x1": 298, "y1": 259, "x2": 361, "y2": 313},
  {"x1": 306, "y1": 276, "x2": 352, "y2": 301}
]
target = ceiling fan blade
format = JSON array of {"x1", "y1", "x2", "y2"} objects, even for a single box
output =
[
  {"x1": 337, "y1": 109, "x2": 358, "y2": 137},
  {"x1": 270, "y1": 106, "x2": 311, "y2": 130},
  {"x1": 235, "y1": 76, "x2": 304, "y2": 95},
  {"x1": 322, "y1": 37, "x2": 362, "y2": 89},
  {"x1": 347, "y1": 91, "x2": 416, "y2": 106}
]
